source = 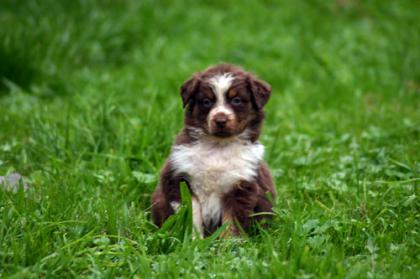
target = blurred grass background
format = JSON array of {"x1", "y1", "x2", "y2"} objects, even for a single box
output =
[{"x1": 0, "y1": 0, "x2": 419, "y2": 277}]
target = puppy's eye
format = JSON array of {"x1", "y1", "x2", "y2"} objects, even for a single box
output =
[
  {"x1": 201, "y1": 98, "x2": 213, "y2": 108},
  {"x1": 231, "y1": 97, "x2": 242, "y2": 106}
]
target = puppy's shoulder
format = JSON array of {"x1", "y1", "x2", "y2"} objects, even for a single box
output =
[{"x1": 174, "y1": 129, "x2": 196, "y2": 145}]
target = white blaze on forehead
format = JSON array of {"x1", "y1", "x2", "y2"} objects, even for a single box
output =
[
  {"x1": 208, "y1": 73, "x2": 235, "y2": 123},
  {"x1": 209, "y1": 73, "x2": 234, "y2": 98}
]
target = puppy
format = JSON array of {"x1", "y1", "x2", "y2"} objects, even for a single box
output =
[{"x1": 151, "y1": 64, "x2": 276, "y2": 237}]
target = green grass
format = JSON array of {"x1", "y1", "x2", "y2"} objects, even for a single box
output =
[{"x1": 0, "y1": 0, "x2": 419, "y2": 277}]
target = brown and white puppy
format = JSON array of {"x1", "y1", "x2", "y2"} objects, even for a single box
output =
[{"x1": 151, "y1": 64, "x2": 276, "y2": 237}]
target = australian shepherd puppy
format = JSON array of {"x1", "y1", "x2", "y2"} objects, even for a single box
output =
[{"x1": 151, "y1": 64, "x2": 276, "y2": 237}]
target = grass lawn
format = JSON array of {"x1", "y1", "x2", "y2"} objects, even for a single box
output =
[{"x1": 0, "y1": 0, "x2": 419, "y2": 278}]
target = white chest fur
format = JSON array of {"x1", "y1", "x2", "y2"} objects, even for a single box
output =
[{"x1": 169, "y1": 138, "x2": 264, "y2": 227}]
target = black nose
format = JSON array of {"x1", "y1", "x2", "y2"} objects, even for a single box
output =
[{"x1": 214, "y1": 114, "x2": 227, "y2": 128}]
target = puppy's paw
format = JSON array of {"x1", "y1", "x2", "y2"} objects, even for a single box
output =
[{"x1": 170, "y1": 201, "x2": 181, "y2": 212}]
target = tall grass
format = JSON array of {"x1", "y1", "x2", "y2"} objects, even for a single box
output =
[{"x1": 0, "y1": 0, "x2": 419, "y2": 277}]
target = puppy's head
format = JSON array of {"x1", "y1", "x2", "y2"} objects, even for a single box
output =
[{"x1": 180, "y1": 64, "x2": 271, "y2": 141}]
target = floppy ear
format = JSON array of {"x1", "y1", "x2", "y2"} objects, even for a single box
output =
[
  {"x1": 180, "y1": 75, "x2": 200, "y2": 108},
  {"x1": 247, "y1": 75, "x2": 272, "y2": 109}
]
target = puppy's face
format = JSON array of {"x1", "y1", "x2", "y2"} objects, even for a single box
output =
[{"x1": 181, "y1": 64, "x2": 271, "y2": 139}]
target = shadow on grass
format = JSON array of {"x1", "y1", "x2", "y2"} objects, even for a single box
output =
[
  {"x1": 0, "y1": 43, "x2": 38, "y2": 93},
  {"x1": 0, "y1": 41, "x2": 70, "y2": 98},
  {"x1": 0, "y1": 0, "x2": 156, "y2": 98}
]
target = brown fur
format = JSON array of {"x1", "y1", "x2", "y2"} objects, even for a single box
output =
[
  {"x1": 181, "y1": 64, "x2": 270, "y2": 142},
  {"x1": 151, "y1": 64, "x2": 276, "y2": 236}
]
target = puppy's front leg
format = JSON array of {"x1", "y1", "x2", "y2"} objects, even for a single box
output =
[
  {"x1": 192, "y1": 197, "x2": 204, "y2": 239},
  {"x1": 222, "y1": 181, "x2": 259, "y2": 236},
  {"x1": 151, "y1": 161, "x2": 183, "y2": 226}
]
